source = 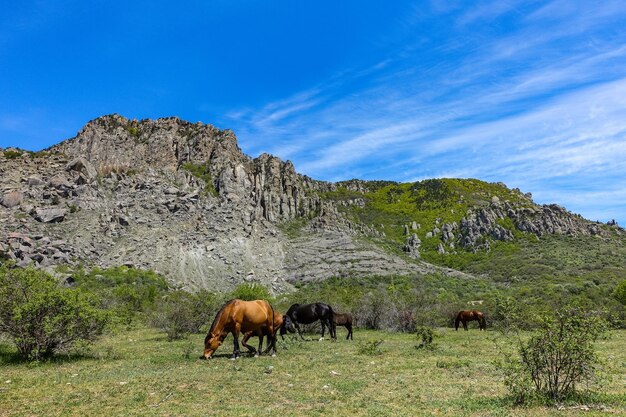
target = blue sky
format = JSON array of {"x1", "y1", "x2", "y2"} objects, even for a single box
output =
[{"x1": 1, "y1": 1, "x2": 626, "y2": 224}]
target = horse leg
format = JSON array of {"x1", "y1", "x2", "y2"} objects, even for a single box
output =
[
  {"x1": 320, "y1": 320, "x2": 326, "y2": 341},
  {"x1": 268, "y1": 333, "x2": 277, "y2": 356},
  {"x1": 262, "y1": 334, "x2": 273, "y2": 355},
  {"x1": 256, "y1": 335, "x2": 264, "y2": 357},
  {"x1": 231, "y1": 326, "x2": 242, "y2": 359},
  {"x1": 463, "y1": 320, "x2": 468, "y2": 331},
  {"x1": 294, "y1": 322, "x2": 306, "y2": 341},
  {"x1": 347, "y1": 324, "x2": 353, "y2": 340},
  {"x1": 241, "y1": 332, "x2": 257, "y2": 355},
  {"x1": 325, "y1": 318, "x2": 336, "y2": 340}
]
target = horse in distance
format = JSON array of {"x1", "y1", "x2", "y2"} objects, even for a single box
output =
[
  {"x1": 281, "y1": 302, "x2": 336, "y2": 340},
  {"x1": 454, "y1": 310, "x2": 486, "y2": 331},
  {"x1": 333, "y1": 312, "x2": 354, "y2": 340},
  {"x1": 201, "y1": 299, "x2": 276, "y2": 359}
]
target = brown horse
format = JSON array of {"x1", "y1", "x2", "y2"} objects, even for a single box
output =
[
  {"x1": 241, "y1": 311, "x2": 294, "y2": 355},
  {"x1": 333, "y1": 313, "x2": 353, "y2": 340},
  {"x1": 201, "y1": 299, "x2": 276, "y2": 359},
  {"x1": 455, "y1": 310, "x2": 486, "y2": 331}
]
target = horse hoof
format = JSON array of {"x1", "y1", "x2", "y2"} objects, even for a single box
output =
[
  {"x1": 272, "y1": 353, "x2": 276, "y2": 357},
  {"x1": 319, "y1": 337, "x2": 324, "y2": 341}
]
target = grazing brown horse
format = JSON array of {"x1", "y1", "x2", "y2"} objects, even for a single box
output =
[
  {"x1": 201, "y1": 299, "x2": 276, "y2": 359},
  {"x1": 333, "y1": 313, "x2": 354, "y2": 340},
  {"x1": 455, "y1": 310, "x2": 486, "y2": 331},
  {"x1": 241, "y1": 311, "x2": 294, "y2": 355}
]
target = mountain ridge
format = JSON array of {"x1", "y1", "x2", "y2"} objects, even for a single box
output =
[{"x1": 1, "y1": 114, "x2": 623, "y2": 292}]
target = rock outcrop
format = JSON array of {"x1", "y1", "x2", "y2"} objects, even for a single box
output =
[
  {"x1": 1, "y1": 114, "x2": 614, "y2": 291},
  {"x1": 0, "y1": 115, "x2": 442, "y2": 292},
  {"x1": 457, "y1": 201, "x2": 603, "y2": 251}
]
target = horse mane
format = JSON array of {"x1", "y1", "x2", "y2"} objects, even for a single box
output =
[{"x1": 208, "y1": 299, "x2": 237, "y2": 336}]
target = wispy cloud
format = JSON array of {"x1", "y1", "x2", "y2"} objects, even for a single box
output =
[{"x1": 220, "y1": 0, "x2": 626, "y2": 224}]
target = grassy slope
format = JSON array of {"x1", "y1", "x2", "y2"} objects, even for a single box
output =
[
  {"x1": 1, "y1": 327, "x2": 624, "y2": 416},
  {"x1": 320, "y1": 179, "x2": 626, "y2": 294}
]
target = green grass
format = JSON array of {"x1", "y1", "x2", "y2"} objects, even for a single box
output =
[
  {"x1": 1, "y1": 327, "x2": 624, "y2": 416},
  {"x1": 181, "y1": 162, "x2": 219, "y2": 197}
]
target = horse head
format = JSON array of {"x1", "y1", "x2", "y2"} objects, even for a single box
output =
[
  {"x1": 201, "y1": 332, "x2": 223, "y2": 359},
  {"x1": 280, "y1": 314, "x2": 296, "y2": 338}
]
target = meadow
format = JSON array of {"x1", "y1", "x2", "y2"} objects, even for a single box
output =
[{"x1": 1, "y1": 326, "x2": 625, "y2": 417}]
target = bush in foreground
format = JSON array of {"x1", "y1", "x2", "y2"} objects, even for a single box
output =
[
  {"x1": 0, "y1": 267, "x2": 108, "y2": 361},
  {"x1": 503, "y1": 307, "x2": 608, "y2": 404}
]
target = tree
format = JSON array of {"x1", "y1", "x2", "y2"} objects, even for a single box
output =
[{"x1": 0, "y1": 266, "x2": 108, "y2": 360}]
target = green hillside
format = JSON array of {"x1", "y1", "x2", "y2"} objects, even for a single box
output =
[{"x1": 318, "y1": 178, "x2": 626, "y2": 309}]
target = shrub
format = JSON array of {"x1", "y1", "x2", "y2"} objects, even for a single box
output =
[
  {"x1": 182, "y1": 162, "x2": 218, "y2": 197},
  {"x1": 2, "y1": 149, "x2": 23, "y2": 159},
  {"x1": 613, "y1": 280, "x2": 626, "y2": 306},
  {"x1": 357, "y1": 339, "x2": 384, "y2": 356},
  {"x1": 72, "y1": 266, "x2": 168, "y2": 326},
  {"x1": 503, "y1": 307, "x2": 609, "y2": 404},
  {"x1": 355, "y1": 289, "x2": 393, "y2": 330},
  {"x1": 415, "y1": 326, "x2": 436, "y2": 350},
  {"x1": 492, "y1": 296, "x2": 522, "y2": 333},
  {"x1": 229, "y1": 283, "x2": 271, "y2": 301},
  {"x1": 0, "y1": 267, "x2": 108, "y2": 361},
  {"x1": 395, "y1": 308, "x2": 417, "y2": 333},
  {"x1": 150, "y1": 290, "x2": 220, "y2": 341}
]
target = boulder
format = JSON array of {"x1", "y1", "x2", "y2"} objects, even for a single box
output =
[
  {"x1": 33, "y1": 207, "x2": 67, "y2": 223},
  {"x1": 1, "y1": 191, "x2": 24, "y2": 208},
  {"x1": 66, "y1": 157, "x2": 97, "y2": 182},
  {"x1": 27, "y1": 176, "x2": 45, "y2": 187}
]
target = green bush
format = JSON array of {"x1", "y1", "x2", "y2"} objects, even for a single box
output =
[
  {"x1": 181, "y1": 162, "x2": 218, "y2": 197},
  {"x1": 2, "y1": 149, "x2": 23, "y2": 159},
  {"x1": 0, "y1": 267, "x2": 108, "y2": 361},
  {"x1": 613, "y1": 280, "x2": 626, "y2": 306},
  {"x1": 150, "y1": 290, "x2": 220, "y2": 341},
  {"x1": 415, "y1": 326, "x2": 436, "y2": 350},
  {"x1": 491, "y1": 296, "x2": 522, "y2": 333},
  {"x1": 503, "y1": 307, "x2": 609, "y2": 404},
  {"x1": 229, "y1": 283, "x2": 272, "y2": 301},
  {"x1": 357, "y1": 339, "x2": 384, "y2": 356},
  {"x1": 72, "y1": 266, "x2": 168, "y2": 326}
]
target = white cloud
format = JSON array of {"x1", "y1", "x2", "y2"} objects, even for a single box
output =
[{"x1": 223, "y1": 1, "x2": 626, "y2": 223}]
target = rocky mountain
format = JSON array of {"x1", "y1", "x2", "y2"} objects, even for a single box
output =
[{"x1": 1, "y1": 115, "x2": 622, "y2": 292}]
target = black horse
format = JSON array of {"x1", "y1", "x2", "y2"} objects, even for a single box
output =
[{"x1": 281, "y1": 303, "x2": 336, "y2": 340}]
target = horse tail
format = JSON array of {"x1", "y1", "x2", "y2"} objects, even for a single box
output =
[{"x1": 454, "y1": 312, "x2": 460, "y2": 330}]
